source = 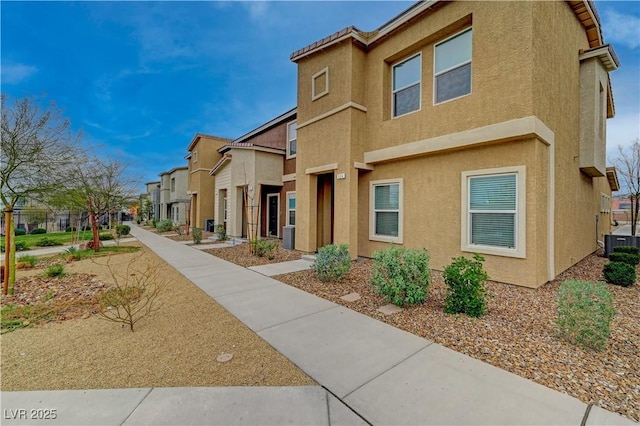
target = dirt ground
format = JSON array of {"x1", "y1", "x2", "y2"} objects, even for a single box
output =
[{"x1": 0, "y1": 242, "x2": 314, "y2": 390}]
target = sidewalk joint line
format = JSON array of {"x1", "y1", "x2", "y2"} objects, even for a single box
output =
[
  {"x1": 341, "y1": 343, "x2": 433, "y2": 400},
  {"x1": 119, "y1": 387, "x2": 154, "y2": 426},
  {"x1": 256, "y1": 305, "x2": 340, "y2": 332},
  {"x1": 580, "y1": 403, "x2": 594, "y2": 426},
  {"x1": 322, "y1": 385, "x2": 372, "y2": 426}
]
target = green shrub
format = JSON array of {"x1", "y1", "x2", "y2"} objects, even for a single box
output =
[
  {"x1": 81, "y1": 225, "x2": 92, "y2": 231},
  {"x1": 99, "y1": 233, "x2": 114, "y2": 241},
  {"x1": 15, "y1": 229, "x2": 26, "y2": 236},
  {"x1": 215, "y1": 224, "x2": 227, "y2": 241},
  {"x1": 151, "y1": 219, "x2": 157, "y2": 228},
  {"x1": 30, "y1": 228, "x2": 46, "y2": 235},
  {"x1": 0, "y1": 241, "x2": 28, "y2": 253},
  {"x1": 65, "y1": 226, "x2": 77, "y2": 232},
  {"x1": 371, "y1": 246, "x2": 430, "y2": 306},
  {"x1": 314, "y1": 244, "x2": 352, "y2": 283},
  {"x1": 603, "y1": 262, "x2": 636, "y2": 287},
  {"x1": 443, "y1": 253, "x2": 489, "y2": 317},
  {"x1": 43, "y1": 264, "x2": 67, "y2": 278},
  {"x1": 251, "y1": 238, "x2": 278, "y2": 258},
  {"x1": 35, "y1": 237, "x2": 62, "y2": 247},
  {"x1": 556, "y1": 280, "x2": 615, "y2": 351},
  {"x1": 115, "y1": 224, "x2": 131, "y2": 237},
  {"x1": 155, "y1": 219, "x2": 174, "y2": 232},
  {"x1": 192, "y1": 227, "x2": 203, "y2": 244},
  {"x1": 613, "y1": 245, "x2": 639, "y2": 255},
  {"x1": 608, "y1": 252, "x2": 640, "y2": 266},
  {"x1": 18, "y1": 254, "x2": 38, "y2": 268}
]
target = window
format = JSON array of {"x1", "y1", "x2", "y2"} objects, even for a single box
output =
[
  {"x1": 287, "y1": 122, "x2": 297, "y2": 158},
  {"x1": 462, "y1": 166, "x2": 526, "y2": 258},
  {"x1": 600, "y1": 193, "x2": 611, "y2": 214},
  {"x1": 434, "y1": 28, "x2": 472, "y2": 104},
  {"x1": 193, "y1": 151, "x2": 198, "y2": 163},
  {"x1": 312, "y1": 67, "x2": 329, "y2": 100},
  {"x1": 170, "y1": 177, "x2": 176, "y2": 192},
  {"x1": 392, "y1": 54, "x2": 421, "y2": 117},
  {"x1": 223, "y1": 197, "x2": 228, "y2": 222},
  {"x1": 370, "y1": 179, "x2": 403, "y2": 243},
  {"x1": 286, "y1": 192, "x2": 296, "y2": 226}
]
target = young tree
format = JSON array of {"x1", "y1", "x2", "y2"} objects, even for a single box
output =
[
  {"x1": 1, "y1": 95, "x2": 79, "y2": 294},
  {"x1": 612, "y1": 139, "x2": 640, "y2": 236}
]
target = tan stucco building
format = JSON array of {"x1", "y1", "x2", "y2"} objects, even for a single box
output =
[
  {"x1": 185, "y1": 134, "x2": 231, "y2": 230},
  {"x1": 159, "y1": 166, "x2": 189, "y2": 225},
  {"x1": 290, "y1": 0, "x2": 619, "y2": 288}
]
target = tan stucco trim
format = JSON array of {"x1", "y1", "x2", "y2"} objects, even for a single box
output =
[
  {"x1": 364, "y1": 116, "x2": 555, "y2": 164},
  {"x1": 354, "y1": 162, "x2": 374, "y2": 171},
  {"x1": 283, "y1": 173, "x2": 296, "y2": 182},
  {"x1": 258, "y1": 180, "x2": 284, "y2": 187},
  {"x1": 305, "y1": 163, "x2": 338, "y2": 175},
  {"x1": 190, "y1": 168, "x2": 211, "y2": 174},
  {"x1": 297, "y1": 102, "x2": 368, "y2": 130}
]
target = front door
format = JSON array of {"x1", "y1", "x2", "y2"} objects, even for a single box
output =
[
  {"x1": 316, "y1": 173, "x2": 334, "y2": 249},
  {"x1": 267, "y1": 194, "x2": 279, "y2": 237}
]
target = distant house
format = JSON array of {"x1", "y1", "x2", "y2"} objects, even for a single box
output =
[
  {"x1": 185, "y1": 134, "x2": 231, "y2": 230},
  {"x1": 159, "y1": 167, "x2": 189, "y2": 225},
  {"x1": 141, "y1": 181, "x2": 161, "y2": 222},
  {"x1": 289, "y1": 0, "x2": 619, "y2": 288},
  {"x1": 211, "y1": 108, "x2": 296, "y2": 239}
]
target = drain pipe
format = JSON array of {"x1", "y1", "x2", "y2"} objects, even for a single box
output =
[{"x1": 596, "y1": 214, "x2": 604, "y2": 249}]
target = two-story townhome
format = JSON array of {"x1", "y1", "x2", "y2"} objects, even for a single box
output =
[
  {"x1": 290, "y1": 0, "x2": 619, "y2": 288},
  {"x1": 143, "y1": 181, "x2": 161, "y2": 222},
  {"x1": 210, "y1": 108, "x2": 297, "y2": 239},
  {"x1": 159, "y1": 166, "x2": 189, "y2": 225},
  {"x1": 185, "y1": 133, "x2": 231, "y2": 230}
]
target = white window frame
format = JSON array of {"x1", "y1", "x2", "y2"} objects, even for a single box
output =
[
  {"x1": 461, "y1": 166, "x2": 526, "y2": 258},
  {"x1": 434, "y1": 27, "x2": 472, "y2": 105},
  {"x1": 312, "y1": 67, "x2": 329, "y2": 101},
  {"x1": 392, "y1": 53, "x2": 422, "y2": 119},
  {"x1": 223, "y1": 197, "x2": 228, "y2": 222},
  {"x1": 369, "y1": 178, "x2": 403, "y2": 244},
  {"x1": 286, "y1": 191, "x2": 296, "y2": 226},
  {"x1": 600, "y1": 193, "x2": 611, "y2": 214},
  {"x1": 287, "y1": 121, "x2": 297, "y2": 159}
]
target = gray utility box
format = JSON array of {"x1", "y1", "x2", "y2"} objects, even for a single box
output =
[
  {"x1": 604, "y1": 234, "x2": 640, "y2": 257},
  {"x1": 283, "y1": 225, "x2": 295, "y2": 250}
]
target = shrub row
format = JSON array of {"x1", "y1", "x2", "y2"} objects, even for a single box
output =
[
  {"x1": 604, "y1": 246, "x2": 637, "y2": 287},
  {"x1": 155, "y1": 219, "x2": 174, "y2": 233}
]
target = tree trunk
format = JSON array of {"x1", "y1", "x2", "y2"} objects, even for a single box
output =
[
  {"x1": 88, "y1": 197, "x2": 100, "y2": 252},
  {"x1": 634, "y1": 195, "x2": 640, "y2": 237},
  {"x1": 3, "y1": 209, "x2": 11, "y2": 295}
]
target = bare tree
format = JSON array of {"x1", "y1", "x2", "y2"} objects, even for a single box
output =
[
  {"x1": 1, "y1": 95, "x2": 79, "y2": 294},
  {"x1": 612, "y1": 139, "x2": 640, "y2": 236}
]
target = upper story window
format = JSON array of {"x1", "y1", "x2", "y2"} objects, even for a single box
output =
[
  {"x1": 434, "y1": 28, "x2": 472, "y2": 104},
  {"x1": 287, "y1": 121, "x2": 297, "y2": 159},
  {"x1": 312, "y1": 67, "x2": 329, "y2": 101},
  {"x1": 392, "y1": 53, "x2": 421, "y2": 118},
  {"x1": 170, "y1": 177, "x2": 176, "y2": 192},
  {"x1": 192, "y1": 151, "x2": 198, "y2": 163}
]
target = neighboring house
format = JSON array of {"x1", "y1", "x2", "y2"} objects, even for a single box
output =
[
  {"x1": 185, "y1": 134, "x2": 231, "y2": 231},
  {"x1": 210, "y1": 108, "x2": 297, "y2": 239},
  {"x1": 290, "y1": 0, "x2": 619, "y2": 288},
  {"x1": 159, "y1": 167, "x2": 189, "y2": 225},
  {"x1": 143, "y1": 181, "x2": 161, "y2": 221}
]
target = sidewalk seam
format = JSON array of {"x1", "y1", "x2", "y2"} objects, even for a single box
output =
[
  {"x1": 323, "y1": 386, "x2": 372, "y2": 426},
  {"x1": 255, "y1": 304, "x2": 340, "y2": 332},
  {"x1": 341, "y1": 343, "x2": 433, "y2": 400},
  {"x1": 580, "y1": 403, "x2": 594, "y2": 426},
  {"x1": 119, "y1": 387, "x2": 154, "y2": 426}
]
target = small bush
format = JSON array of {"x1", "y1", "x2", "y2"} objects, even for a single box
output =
[
  {"x1": 443, "y1": 253, "x2": 489, "y2": 317},
  {"x1": 603, "y1": 262, "x2": 636, "y2": 287},
  {"x1": 371, "y1": 246, "x2": 430, "y2": 306},
  {"x1": 0, "y1": 241, "x2": 28, "y2": 253},
  {"x1": 314, "y1": 244, "x2": 352, "y2": 282},
  {"x1": 191, "y1": 227, "x2": 203, "y2": 244},
  {"x1": 81, "y1": 225, "x2": 92, "y2": 231},
  {"x1": 116, "y1": 224, "x2": 131, "y2": 237},
  {"x1": 608, "y1": 252, "x2": 640, "y2": 266},
  {"x1": 151, "y1": 219, "x2": 157, "y2": 228},
  {"x1": 612, "y1": 245, "x2": 640, "y2": 255},
  {"x1": 556, "y1": 280, "x2": 615, "y2": 351},
  {"x1": 35, "y1": 237, "x2": 63, "y2": 247},
  {"x1": 99, "y1": 233, "x2": 114, "y2": 241},
  {"x1": 15, "y1": 229, "x2": 26, "y2": 236},
  {"x1": 29, "y1": 228, "x2": 46, "y2": 235},
  {"x1": 18, "y1": 254, "x2": 38, "y2": 268},
  {"x1": 65, "y1": 226, "x2": 77, "y2": 232},
  {"x1": 251, "y1": 238, "x2": 278, "y2": 258},
  {"x1": 155, "y1": 219, "x2": 174, "y2": 232},
  {"x1": 43, "y1": 264, "x2": 67, "y2": 278},
  {"x1": 215, "y1": 224, "x2": 227, "y2": 241}
]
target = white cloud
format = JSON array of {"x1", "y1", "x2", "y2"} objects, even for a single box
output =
[
  {"x1": 242, "y1": 1, "x2": 269, "y2": 21},
  {"x1": 1, "y1": 62, "x2": 38, "y2": 84},
  {"x1": 602, "y1": 10, "x2": 640, "y2": 49}
]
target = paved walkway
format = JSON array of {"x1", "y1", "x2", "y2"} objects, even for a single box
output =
[{"x1": 1, "y1": 224, "x2": 636, "y2": 425}]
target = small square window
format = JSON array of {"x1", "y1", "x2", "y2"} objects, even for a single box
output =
[{"x1": 312, "y1": 67, "x2": 329, "y2": 100}]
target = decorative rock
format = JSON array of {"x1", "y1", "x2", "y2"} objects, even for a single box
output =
[
  {"x1": 340, "y1": 292, "x2": 361, "y2": 302},
  {"x1": 216, "y1": 353, "x2": 233, "y2": 363},
  {"x1": 377, "y1": 303, "x2": 403, "y2": 315}
]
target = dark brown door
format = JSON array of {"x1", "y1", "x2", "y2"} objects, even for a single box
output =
[
  {"x1": 316, "y1": 173, "x2": 334, "y2": 249},
  {"x1": 268, "y1": 194, "x2": 278, "y2": 237}
]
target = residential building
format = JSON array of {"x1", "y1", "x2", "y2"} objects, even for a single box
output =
[
  {"x1": 159, "y1": 167, "x2": 189, "y2": 225},
  {"x1": 143, "y1": 181, "x2": 161, "y2": 221},
  {"x1": 211, "y1": 108, "x2": 297, "y2": 239},
  {"x1": 290, "y1": 0, "x2": 619, "y2": 288},
  {"x1": 185, "y1": 134, "x2": 231, "y2": 230}
]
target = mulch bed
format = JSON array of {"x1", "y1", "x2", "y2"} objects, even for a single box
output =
[
  {"x1": 275, "y1": 253, "x2": 640, "y2": 422},
  {"x1": 202, "y1": 242, "x2": 302, "y2": 267}
]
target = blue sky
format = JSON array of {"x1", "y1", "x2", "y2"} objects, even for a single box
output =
[{"x1": 2, "y1": 1, "x2": 639, "y2": 193}]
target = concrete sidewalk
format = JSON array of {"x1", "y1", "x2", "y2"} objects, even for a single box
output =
[{"x1": 2, "y1": 224, "x2": 636, "y2": 425}]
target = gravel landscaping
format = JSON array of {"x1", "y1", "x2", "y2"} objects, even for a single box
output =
[
  {"x1": 203, "y1": 241, "x2": 302, "y2": 267},
  {"x1": 0, "y1": 242, "x2": 314, "y2": 391},
  {"x1": 274, "y1": 253, "x2": 639, "y2": 422}
]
